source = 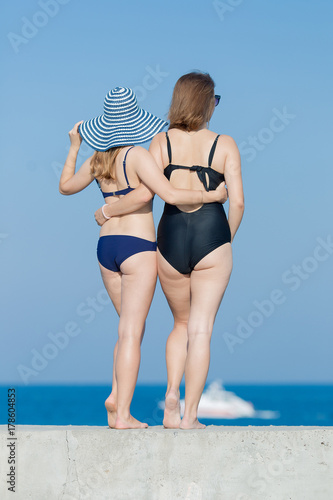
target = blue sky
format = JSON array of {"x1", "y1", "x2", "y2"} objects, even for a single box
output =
[{"x1": 1, "y1": 0, "x2": 332, "y2": 386}]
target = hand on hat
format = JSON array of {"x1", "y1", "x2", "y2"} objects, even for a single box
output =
[{"x1": 68, "y1": 121, "x2": 83, "y2": 149}]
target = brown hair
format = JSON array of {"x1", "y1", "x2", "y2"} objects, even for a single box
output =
[
  {"x1": 168, "y1": 72, "x2": 215, "y2": 131},
  {"x1": 90, "y1": 147, "x2": 124, "y2": 180}
]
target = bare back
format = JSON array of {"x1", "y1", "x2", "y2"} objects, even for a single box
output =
[
  {"x1": 98, "y1": 147, "x2": 155, "y2": 240},
  {"x1": 158, "y1": 128, "x2": 227, "y2": 212}
]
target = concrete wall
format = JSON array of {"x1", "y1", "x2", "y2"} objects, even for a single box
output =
[{"x1": 0, "y1": 425, "x2": 332, "y2": 500}]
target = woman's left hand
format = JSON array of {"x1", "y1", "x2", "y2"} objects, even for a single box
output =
[
  {"x1": 68, "y1": 121, "x2": 83, "y2": 149},
  {"x1": 95, "y1": 207, "x2": 107, "y2": 226},
  {"x1": 215, "y1": 181, "x2": 228, "y2": 204}
]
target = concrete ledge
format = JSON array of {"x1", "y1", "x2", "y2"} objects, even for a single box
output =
[{"x1": 1, "y1": 425, "x2": 332, "y2": 500}]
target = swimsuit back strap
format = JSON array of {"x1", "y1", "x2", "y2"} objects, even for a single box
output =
[
  {"x1": 165, "y1": 132, "x2": 172, "y2": 163},
  {"x1": 208, "y1": 135, "x2": 220, "y2": 167},
  {"x1": 123, "y1": 146, "x2": 135, "y2": 187}
]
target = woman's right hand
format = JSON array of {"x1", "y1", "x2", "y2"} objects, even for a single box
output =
[
  {"x1": 213, "y1": 181, "x2": 228, "y2": 204},
  {"x1": 68, "y1": 121, "x2": 83, "y2": 149}
]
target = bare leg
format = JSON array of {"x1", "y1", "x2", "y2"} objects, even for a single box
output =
[
  {"x1": 100, "y1": 251, "x2": 156, "y2": 429},
  {"x1": 114, "y1": 251, "x2": 157, "y2": 429},
  {"x1": 104, "y1": 343, "x2": 118, "y2": 427},
  {"x1": 157, "y1": 250, "x2": 190, "y2": 428},
  {"x1": 180, "y1": 244, "x2": 233, "y2": 429},
  {"x1": 99, "y1": 266, "x2": 121, "y2": 428}
]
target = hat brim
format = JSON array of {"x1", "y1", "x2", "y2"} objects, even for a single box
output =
[{"x1": 79, "y1": 108, "x2": 168, "y2": 151}]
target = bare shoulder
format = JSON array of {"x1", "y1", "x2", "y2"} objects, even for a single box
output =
[
  {"x1": 130, "y1": 145, "x2": 155, "y2": 164},
  {"x1": 150, "y1": 131, "x2": 166, "y2": 147},
  {"x1": 131, "y1": 145, "x2": 150, "y2": 157},
  {"x1": 156, "y1": 131, "x2": 167, "y2": 140},
  {"x1": 218, "y1": 134, "x2": 238, "y2": 151}
]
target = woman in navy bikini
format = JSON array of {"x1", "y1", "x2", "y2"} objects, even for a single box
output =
[
  {"x1": 98, "y1": 73, "x2": 244, "y2": 429},
  {"x1": 59, "y1": 87, "x2": 227, "y2": 429}
]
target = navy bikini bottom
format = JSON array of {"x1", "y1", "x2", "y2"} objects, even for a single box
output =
[
  {"x1": 97, "y1": 235, "x2": 157, "y2": 272},
  {"x1": 157, "y1": 202, "x2": 231, "y2": 274}
]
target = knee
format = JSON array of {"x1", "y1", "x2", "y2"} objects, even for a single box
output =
[
  {"x1": 187, "y1": 324, "x2": 212, "y2": 342},
  {"x1": 118, "y1": 321, "x2": 144, "y2": 342},
  {"x1": 173, "y1": 319, "x2": 188, "y2": 332}
]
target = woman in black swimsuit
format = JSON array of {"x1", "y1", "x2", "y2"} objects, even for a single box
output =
[{"x1": 149, "y1": 72, "x2": 244, "y2": 429}]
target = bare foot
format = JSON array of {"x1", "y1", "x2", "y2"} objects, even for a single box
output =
[
  {"x1": 114, "y1": 414, "x2": 148, "y2": 429},
  {"x1": 105, "y1": 394, "x2": 117, "y2": 428},
  {"x1": 163, "y1": 389, "x2": 181, "y2": 429},
  {"x1": 180, "y1": 417, "x2": 206, "y2": 430}
]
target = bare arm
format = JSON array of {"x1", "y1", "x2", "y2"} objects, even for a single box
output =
[
  {"x1": 97, "y1": 136, "x2": 227, "y2": 224},
  {"x1": 134, "y1": 146, "x2": 224, "y2": 206},
  {"x1": 223, "y1": 137, "x2": 244, "y2": 242},
  {"x1": 59, "y1": 122, "x2": 95, "y2": 195},
  {"x1": 59, "y1": 122, "x2": 157, "y2": 226},
  {"x1": 149, "y1": 133, "x2": 228, "y2": 202},
  {"x1": 96, "y1": 152, "x2": 210, "y2": 223},
  {"x1": 148, "y1": 133, "x2": 164, "y2": 170},
  {"x1": 95, "y1": 183, "x2": 154, "y2": 225}
]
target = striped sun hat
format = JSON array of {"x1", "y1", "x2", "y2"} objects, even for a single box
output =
[{"x1": 78, "y1": 87, "x2": 168, "y2": 151}]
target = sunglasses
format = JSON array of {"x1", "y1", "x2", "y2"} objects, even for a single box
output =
[{"x1": 215, "y1": 95, "x2": 221, "y2": 107}]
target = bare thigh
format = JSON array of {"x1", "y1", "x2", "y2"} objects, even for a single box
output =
[
  {"x1": 157, "y1": 249, "x2": 190, "y2": 324},
  {"x1": 99, "y1": 263, "x2": 122, "y2": 315},
  {"x1": 99, "y1": 250, "x2": 157, "y2": 330},
  {"x1": 119, "y1": 251, "x2": 157, "y2": 336},
  {"x1": 188, "y1": 243, "x2": 233, "y2": 333}
]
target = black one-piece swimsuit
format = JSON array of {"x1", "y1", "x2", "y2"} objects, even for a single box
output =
[{"x1": 157, "y1": 132, "x2": 231, "y2": 275}]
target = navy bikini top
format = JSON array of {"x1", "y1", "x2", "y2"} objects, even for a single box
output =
[
  {"x1": 164, "y1": 132, "x2": 225, "y2": 192},
  {"x1": 96, "y1": 146, "x2": 135, "y2": 198}
]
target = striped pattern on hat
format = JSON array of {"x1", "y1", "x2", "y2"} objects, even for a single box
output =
[{"x1": 79, "y1": 87, "x2": 167, "y2": 151}]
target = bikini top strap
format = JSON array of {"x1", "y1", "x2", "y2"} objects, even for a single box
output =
[
  {"x1": 95, "y1": 178, "x2": 102, "y2": 191},
  {"x1": 123, "y1": 146, "x2": 135, "y2": 187},
  {"x1": 165, "y1": 131, "x2": 172, "y2": 163},
  {"x1": 208, "y1": 134, "x2": 220, "y2": 167}
]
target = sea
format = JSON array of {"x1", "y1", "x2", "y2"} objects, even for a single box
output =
[{"x1": 1, "y1": 384, "x2": 333, "y2": 427}]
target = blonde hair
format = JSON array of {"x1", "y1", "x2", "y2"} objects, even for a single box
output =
[
  {"x1": 168, "y1": 72, "x2": 215, "y2": 131},
  {"x1": 90, "y1": 147, "x2": 124, "y2": 180}
]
